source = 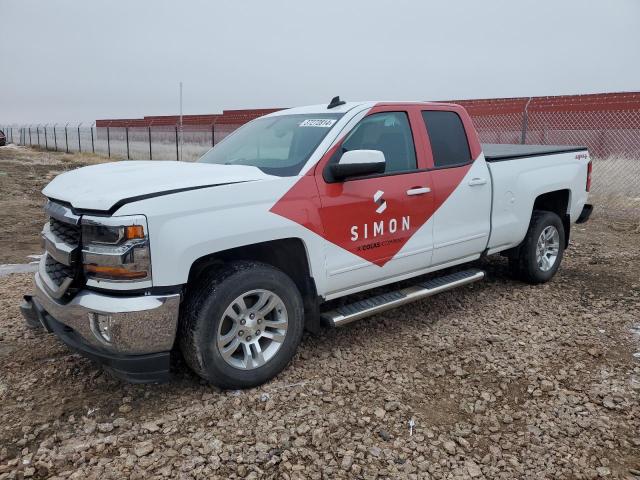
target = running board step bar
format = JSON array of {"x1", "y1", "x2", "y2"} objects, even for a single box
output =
[{"x1": 322, "y1": 269, "x2": 485, "y2": 328}]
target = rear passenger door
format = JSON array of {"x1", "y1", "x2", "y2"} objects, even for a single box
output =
[{"x1": 421, "y1": 109, "x2": 492, "y2": 266}]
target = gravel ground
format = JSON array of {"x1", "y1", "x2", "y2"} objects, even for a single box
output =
[
  {"x1": 0, "y1": 145, "x2": 108, "y2": 265},
  {"x1": 0, "y1": 147, "x2": 639, "y2": 479}
]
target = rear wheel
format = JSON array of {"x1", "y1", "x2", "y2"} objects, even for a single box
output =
[
  {"x1": 509, "y1": 210, "x2": 565, "y2": 284},
  {"x1": 179, "y1": 261, "x2": 304, "y2": 389}
]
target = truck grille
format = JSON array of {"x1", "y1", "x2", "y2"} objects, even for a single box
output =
[
  {"x1": 50, "y1": 217, "x2": 80, "y2": 245},
  {"x1": 40, "y1": 200, "x2": 83, "y2": 299},
  {"x1": 45, "y1": 254, "x2": 74, "y2": 287}
]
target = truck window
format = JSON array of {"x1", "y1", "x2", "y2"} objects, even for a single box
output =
[
  {"x1": 198, "y1": 113, "x2": 343, "y2": 177},
  {"x1": 342, "y1": 112, "x2": 417, "y2": 174},
  {"x1": 421, "y1": 111, "x2": 471, "y2": 168}
]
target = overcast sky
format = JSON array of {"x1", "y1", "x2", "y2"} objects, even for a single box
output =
[{"x1": 1, "y1": 0, "x2": 638, "y2": 124}]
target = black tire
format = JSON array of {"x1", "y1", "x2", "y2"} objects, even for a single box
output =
[
  {"x1": 179, "y1": 261, "x2": 304, "y2": 389},
  {"x1": 509, "y1": 210, "x2": 565, "y2": 284}
]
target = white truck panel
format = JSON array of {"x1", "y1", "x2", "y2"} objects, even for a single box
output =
[
  {"x1": 430, "y1": 156, "x2": 492, "y2": 266},
  {"x1": 116, "y1": 177, "x2": 329, "y2": 293},
  {"x1": 42, "y1": 161, "x2": 270, "y2": 211},
  {"x1": 487, "y1": 151, "x2": 590, "y2": 253}
]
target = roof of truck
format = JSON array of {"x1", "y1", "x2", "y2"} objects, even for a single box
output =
[{"x1": 267, "y1": 101, "x2": 461, "y2": 116}]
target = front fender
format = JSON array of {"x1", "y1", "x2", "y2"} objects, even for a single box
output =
[{"x1": 115, "y1": 177, "x2": 329, "y2": 294}]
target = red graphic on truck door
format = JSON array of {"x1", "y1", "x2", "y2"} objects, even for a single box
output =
[
  {"x1": 270, "y1": 160, "x2": 471, "y2": 267},
  {"x1": 315, "y1": 171, "x2": 434, "y2": 266},
  {"x1": 270, "y1": 105, "x2": 475, "y2": 267}
]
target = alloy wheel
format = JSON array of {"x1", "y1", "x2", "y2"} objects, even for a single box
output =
[
  {"x1": 536, "y1": 225, "x2": 560, "y2": 272},
  {"x1": 216, "y1": 289, "x2": 288, "y2": 370}
]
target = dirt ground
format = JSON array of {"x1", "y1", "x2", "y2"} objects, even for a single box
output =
[
  {"x1": 0, "y1": 146, "x2": 109, "y2": 265},
  {"x1": 0, "y1": 146, "x2": 639, "y2": 479}
]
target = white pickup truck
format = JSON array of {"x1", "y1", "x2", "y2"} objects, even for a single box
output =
[{"x1": 21, "y1": 98, "x2": 593, "y2": 388}]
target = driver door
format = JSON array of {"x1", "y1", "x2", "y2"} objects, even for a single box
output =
[{"x1": 314, "y1": 107, "x2": 435, "y2": 296}]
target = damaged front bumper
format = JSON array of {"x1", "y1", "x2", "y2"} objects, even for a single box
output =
[{"x1": 20, "y1": 272, "x2": 181, "y2": 383}]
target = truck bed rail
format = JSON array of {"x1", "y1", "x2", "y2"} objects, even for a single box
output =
[{"x1": 482, "y1": 144, "x2": 588, "y2": 162}]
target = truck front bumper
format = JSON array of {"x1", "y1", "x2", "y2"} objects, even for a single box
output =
[{"x1": 20, "y1": 273, "x2": 181, "y2": 383}]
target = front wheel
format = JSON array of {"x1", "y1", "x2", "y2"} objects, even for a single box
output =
[
  {"x1": 179, "y1": 261, "x2": 304, "y2": 389},
  {"x1": 509, "y1": 210, "x2": 565, "y2": 284}
]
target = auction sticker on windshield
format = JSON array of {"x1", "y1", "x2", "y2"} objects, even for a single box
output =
[{"x1": 299, "y1": 119, "x2": 337, "y2": 127}]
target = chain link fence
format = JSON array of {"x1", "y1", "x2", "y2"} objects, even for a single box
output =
[
  {"x1": 0, "y1": 123, "x2": 244, "y2": 162},
  {"x1": 2, "y1": 94, "x2": 639, "y2": 223},
  {"x1": 529, "y1": 110, "x2": 639, "y2": 223},
  {"x1": 467, "y1": 104, "x2": 640, "y2": 223}
]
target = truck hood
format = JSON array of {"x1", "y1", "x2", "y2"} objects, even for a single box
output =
[{"x1": 43, "y1": 161, "x2": 271, "y2": 211}]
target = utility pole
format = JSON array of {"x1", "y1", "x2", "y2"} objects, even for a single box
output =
[{"x1": 179, "y1": 81, "x2": 184, "y2": 161}]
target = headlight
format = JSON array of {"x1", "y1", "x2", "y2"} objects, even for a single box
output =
[
  {"x1": 82, "y1": 224, "x2": 144, "y2": 245},
  {"x1": 81, "y1": 215, "x2": 151, "y2": 284}
]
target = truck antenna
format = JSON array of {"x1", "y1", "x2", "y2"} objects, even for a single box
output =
[{"x1": 327, "y1": 96, "x2": 346, "y2": 109}]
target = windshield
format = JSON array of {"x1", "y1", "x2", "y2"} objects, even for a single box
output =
[{"x1": 198, "y1": 113, "x2": 343, "y2": 176}]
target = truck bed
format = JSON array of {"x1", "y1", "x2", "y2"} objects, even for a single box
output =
[{"x1": 482, "y1": 144, "x2": 587, "y2": 162}]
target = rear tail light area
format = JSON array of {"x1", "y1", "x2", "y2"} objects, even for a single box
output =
[{"x1": 586, "y1": 160, "x2": 592, "y2": 192}]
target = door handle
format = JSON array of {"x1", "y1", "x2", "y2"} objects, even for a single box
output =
[
  {"x1": 468, "y1": 178, "x2": 487, "y2": 186},
  {"x1": 406, "y1": 187, "x2": 431, "y2": 196}
]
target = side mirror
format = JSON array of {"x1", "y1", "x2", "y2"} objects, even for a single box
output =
[{"x1": 330, "y1": 150, "x2": 386, "y2": 180}]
